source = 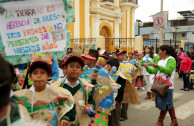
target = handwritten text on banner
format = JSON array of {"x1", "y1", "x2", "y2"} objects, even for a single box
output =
[{"x1": 0, "y1": 0, "x2": 66, "y2": 56}]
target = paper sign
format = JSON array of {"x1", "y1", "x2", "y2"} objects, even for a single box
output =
[
  {"x1": 0, "y1": 0, "x2": 67, "y2": 56},
  {"x1": 84, "y1": 46, "x2": 90, "y2": 54},
  {"x1": 73, "y1": 47, "x2": 82, "y2": 56},
  {"x1": 33, "y1": 52, "x2": 52, "y2": 64},
  {"x1": 118, "y1": 62, "x2": 133, "y2": 82},
  {"x1": 51, "y1": 29, "x2": 66, "y2": 41},
  {"x1": 153, "y1": 14, "x2": 165, "y2": 28},
  {"x1": 89, "y1": 43, "x2": 96, "y2": 49}
]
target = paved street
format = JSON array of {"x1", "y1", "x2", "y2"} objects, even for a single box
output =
[{"x1": 121, "y1": 73, "x2": 194, "y2": 126}]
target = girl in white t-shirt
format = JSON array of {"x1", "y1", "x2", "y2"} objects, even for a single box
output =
[{"x1": 140, "y1": 46, "x2": 155, "y2": 100}]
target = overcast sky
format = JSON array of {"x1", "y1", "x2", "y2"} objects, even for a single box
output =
[{"x1": 135, "y1": 0, "x2": 194, "y2": 22}]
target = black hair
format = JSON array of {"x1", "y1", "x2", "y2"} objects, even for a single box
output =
[
  {"x1": 65, "y1": 58, "x2": 84, "y2": 68},
  {"x1": 179, "y1": 47, "x2": 183, "y2": 51},
  {"x1": 115, "y1": 49, "x2": 120, "y2": 55},
  {"x1": 151, "y1": 46, "x2": 154, "y2": 50},
  {"x1": 97, "y1": 47, "x2": 101, "y2": 51},
  {"x1": 89, "y1": 49, "x2": 99, "y2": 61},
  {"x1": 68, "y1": 51, "x2": 72, "y2": 54},
  {"x1": 159, "y1": 45, "x2": 178, "y2": 62},
  {"x1": 143, "y1": 46, "x2": 154, "y2": 58},
  {"x1": 0, "y1": 55, "x2": 16, "y2": 109},
  {"x1": 106, "y1": 58, "x2": 120, "y2": 70},
  {"x1": 115, "y1": 49, "x2": 126, "y2": 56},
  {"x1": 185, "y1": 51, "x2": 190, "y2": 58},
  {"x1": 29, "y1": 63, "x2": 51, "y2": 75},
  {"x1": 190, "y1": 47, "x2": 193, "y2": 49}
]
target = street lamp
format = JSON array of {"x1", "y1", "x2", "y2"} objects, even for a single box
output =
[
  {"x1": 136, "y1": 19, "x2": 143, "y2": 36},
  {"x1": 174, "y1": 26, "x2": 179, "y2": 49},
  {"x1": 174, "y1": 26, "x2": 179, "y2": 40}
]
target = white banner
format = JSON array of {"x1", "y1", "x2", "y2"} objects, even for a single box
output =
[{"x1": 0, "y1": 0, "x2": 67, "y2": 56}]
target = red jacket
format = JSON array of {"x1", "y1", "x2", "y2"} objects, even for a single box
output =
[{"x1": 179, "y1": 57, "x2": 192, "y2": 72}]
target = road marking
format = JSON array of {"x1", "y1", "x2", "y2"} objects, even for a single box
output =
[
  {"x1": 131, "y1": 92, "x2": 184, "y2": 111},
  {"x1": 130, "y1": 101, "x2": 155, "y2": 110},
  {"x1": 167, "y1": 100, "x2": 194, "y2": 120},
  {"x1": 137, "y1": 92, "x2": 183, "y2": 98},
  {"x1": 173, "y1": 92, "x2": 183, "y2": 99}
]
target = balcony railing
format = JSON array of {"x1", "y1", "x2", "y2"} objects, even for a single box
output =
[
  {"x1": 120, "y1": 0, "x2": 138, "y2": 4},
  {"x1": 102, "y1": 0, "x2": 114, "y2": 3}
]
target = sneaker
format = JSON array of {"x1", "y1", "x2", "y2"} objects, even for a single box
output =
[
  {"x1": 184, "y1": 88, "x2": 190, "y2": 91},
  {"x1": 180, "y1": 88, "x2": 185, "y2": 90},
  {"x1": 141, "y1": 87, "x2": 145, "y2": 91},
  {"x1": 135, "y1": 86, "x2": 138, "y2": 89}
]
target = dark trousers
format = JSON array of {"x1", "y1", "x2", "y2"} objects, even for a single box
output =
[
  {"x1": 109, "y1": 102, "x2": 121, "y2": 126},
  {"x1": 178, "y1": 59, "x2": 182, "y2": 78},
  {"x1": 121, "y1": 103, "x2": 128, "y2": 118},
  {"x1": 181, "y1": 72, "x2": 190, "y2": 89}
]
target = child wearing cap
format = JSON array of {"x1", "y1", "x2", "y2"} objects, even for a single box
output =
[
  {"x1": 128, "y1": 52, "x2": 136, "y2": 65},
  {"x1": 105, "y1": 58, "x2": 123, "y2": 126},
  {"x1": 99, "y1": 50, "x2": 110, "y2": 67},
  {"x1": 14, "y1": 60, "x2": 75, "y2": 126},
  {"x1": 52, "y1": 55, "x2": 96, "y2": 126},
  {"x1": 98, "y1": 51, "x2": 110, "y2": 78},
  {"x1": 116, "y1": 49, "x2": 134, "y2": 121},
  {"x1": 82, "y1": 49, "x2": 98, "y2": 76},
  {"x1": 81, "y1": 49, "x2": 99, "y2": 91}
]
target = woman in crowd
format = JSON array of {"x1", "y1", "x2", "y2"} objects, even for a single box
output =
[
  {"x1": 177, "y1": 47, "x2": 184, "y2": 78},
  {"x1": 144, "y1": 45, "x2": 178, "y2": 126},
  {"x1": 179, "y1": 51, "x2": 192, "y2": 91},
  {"x1": 141, "y1": 46, "x2": 156, "y2": 100}
]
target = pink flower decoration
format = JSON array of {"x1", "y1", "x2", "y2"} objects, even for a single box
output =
[{"x1": 19, "y1": 99, "x2": 24, "y2": 103}]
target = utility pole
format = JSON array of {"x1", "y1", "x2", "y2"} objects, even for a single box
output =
[{"x1": 159, "y1": 0, "x2": 164, "y2": 45}]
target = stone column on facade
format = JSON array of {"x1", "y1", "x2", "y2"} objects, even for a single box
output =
[
  {"x1": 114, "y1": 20, "x2": 121, "y2": 47},
  {"x1": 135, "y1": 36, "x2": 143, "y2": 52},
  {"x1": 131, "y1": 7, "x2": 137, "y2": 47},
  {"x1": 91, "y1": 14, "x2": 100, "y2": 38},
  {"x1": 74, "y1": 0, "x2": 80, "y2": 38},
  {"x1": 120, "y1": 5, "x2": 131, "y2": 51},
  {"x1": 85, "y1": 0, "x2": 90, "y2": 39}
]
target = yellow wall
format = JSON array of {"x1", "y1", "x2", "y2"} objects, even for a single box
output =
[
  {"x1": 85, "y1": 0, "x2": 90, "y2": 38},
  {"x1": 80, "y1": 0, "x2": 85, "y2": 39},
  {"x1": 69, "y1": 0, "x2": 138, "y2": 52}
]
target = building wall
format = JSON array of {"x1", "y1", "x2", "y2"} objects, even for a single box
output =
[
  {"x1": 136, "y1": 21, "x2": 194, "y2": 43},
  {"x1": 69, "y1": 0, "x2": 138, "y2": 52},
  {"x1": 165, "y1": 32, "x2": 173, "y2": 40}
]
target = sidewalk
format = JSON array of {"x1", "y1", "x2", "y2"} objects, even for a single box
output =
[{"x1": 121, "y1": 73, "x2": 194, "y2": 126}]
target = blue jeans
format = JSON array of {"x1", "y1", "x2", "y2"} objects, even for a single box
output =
[
  {"x1": 181, "y1": 72, "x2": 190, "y2": 89},
  {"x1": 155, "y1": 89, "x2": 174, "y2": 110}
]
